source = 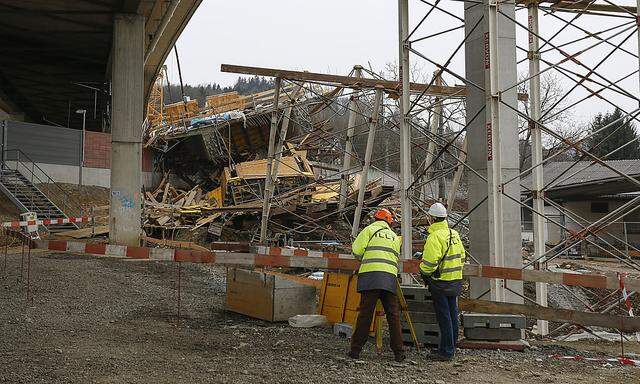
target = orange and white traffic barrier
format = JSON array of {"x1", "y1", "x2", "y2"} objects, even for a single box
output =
[
  {"x1": 1, "y1": 216, "x2": 92, "y2": 229},
  {"x1": 28, "y1": 239, "x2": 640, "y2": 292}
]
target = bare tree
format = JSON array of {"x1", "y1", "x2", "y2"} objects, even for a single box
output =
[{"x1": 517, "y1": 72, "x2": 582, "y2": 170}]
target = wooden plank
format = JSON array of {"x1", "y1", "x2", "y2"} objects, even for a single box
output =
[
  {"x1": 516, "y1": 0, "x2": 636, "y2": 14},
  {"x1": 221, "y1": 64, "x2": 529, "y2": 101},
  {"x1": 162, "y1": 182, "x2": 170, "y2": 204},
  {"x1": 140, "y1": 235, "x2": 210, "y2": 252},
  {"x1": 255, "y1": 268, "x2": 323, "y2": 289},
  {"x1": 145, "y1": 192, "x2": 158, "y2": 204},
  {"x1": 459, "y1": 298, "x2": 640, "y2": 332},
  {"x1": 54, "y1": 225, "x2": 109, "y2": 239}
]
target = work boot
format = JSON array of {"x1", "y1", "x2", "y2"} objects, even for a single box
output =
[
  {"x1": 347, "y1": 350, "x2": 360, "y2": 360},
  {"x1": 427, "y1": 353, "x2": 453, "y2": 362},
  {"x1": 394, "y1": 353, "x2": 406, "y2": 363}
]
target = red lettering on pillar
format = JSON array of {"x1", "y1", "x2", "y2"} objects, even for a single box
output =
[
  {"x1": 487, "y1": 122, "x2": 493, "y2": 161},
  {"x1": 484, "y1": 32, "x2": 490, "y2": 69}
]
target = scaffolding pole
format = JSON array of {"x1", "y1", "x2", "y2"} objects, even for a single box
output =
[
  {"x1": 447, "y1": 136, "x2": 467, "y2": 210},
  {"x1": 528, "y1": 0, "x2": 549, "y2": 336},
  {"x1": 260, "y1": 78, "x2": 282, "y2": 243},
  {"x1": 399, "y1": 0, "x2": 414, "y2": 263},
  {"x1": 487, "y1": 0, "x2": 506, "y2": 302},
  {"x1": 271, "y1": 84, "x2": 304, "y2": 181},
  {"x1": 352, "y1": 86, "x2": 384, "y2": 238},
  {"x1": 340, "y1": 66, "x2": 363, "y2": 212}
]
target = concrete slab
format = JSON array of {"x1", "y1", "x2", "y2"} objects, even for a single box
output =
[
  {"x1": 402, "y1": 310, "x2": 437, "y2": 324},
  {"x1": 463, "y1": 327, "x2": 524, "y2": 341},
  {"x1": 405, "y1": 300, "x2": 434, "y2": 312},
  {"x1": 462, "y1": 313, "x2": 526, "y2": 329}
]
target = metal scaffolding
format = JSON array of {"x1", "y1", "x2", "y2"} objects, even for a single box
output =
[{"x1": 394, "y1": 0, "x2": 640, "y2": 336}]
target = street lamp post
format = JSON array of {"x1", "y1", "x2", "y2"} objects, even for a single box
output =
[{"x1": 75, "y1": 109, "x2": 86, "y2": 187}]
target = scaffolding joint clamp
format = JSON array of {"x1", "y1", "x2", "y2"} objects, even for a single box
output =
[
  {"x1": 532, "y1": 190, "x2": 544, "y2": 199},
  {"x1": 527, "y1": 51, "x2": 540, "y2": 60}
]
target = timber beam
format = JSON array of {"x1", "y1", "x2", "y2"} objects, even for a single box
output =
[
  {"x1": 516, "y1": 0, "x2": 636, "y2": 14},
  {"x1": 221, "y1": 64, "x2": 529, "y2": 101}
]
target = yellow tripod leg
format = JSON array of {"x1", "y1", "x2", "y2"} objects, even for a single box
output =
[
  {"x1": 397, "y1": 280, "x2": 421, "y2": 351},
  {"x1": 375, "y1": 300, "x2": 383, "y2": 354}
]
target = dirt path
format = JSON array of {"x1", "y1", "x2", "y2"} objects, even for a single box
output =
[{"x1": 1, "y1": 252, "x2": 638, "y2": 383}]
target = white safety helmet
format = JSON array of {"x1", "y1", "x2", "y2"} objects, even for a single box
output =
[{"x1": 428, "y1": 202, "x2": 447, "y2": 218}]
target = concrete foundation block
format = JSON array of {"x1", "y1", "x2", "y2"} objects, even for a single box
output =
[
  {"x1": 402, "y1": 311, "x2": 437, "y2": 324},
  {"x1": 462, "y1": 313, "x2": 526, "y2": 329},
  {"x1": 463, "y1": 327, "x2": 524, "y2": 341},
  {"x1": 402, "y1": 322, "x2": 440, "y2": 346},
  {"x1": 333, "y1": 323, "x2": 353, "y2": 339},
  {"x1": 405, "y1": 300, "x2": 435, "y2": 312},
  {"x1": 400, "y1": 285, "x2": 431, "y2": 302}
]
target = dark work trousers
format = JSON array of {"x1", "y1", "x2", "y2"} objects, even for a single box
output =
[
  {"x1": 350, "y1": 289, "x2": 404, "y2": 356},
  {"x1": 431, "y1": 292, "x2": 459, "y2": 357}
]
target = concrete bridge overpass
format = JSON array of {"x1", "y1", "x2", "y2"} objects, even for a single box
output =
[
  {"x1": 0, "y1": 0, "x2": 203, "y2": 245},
  {"x1": 0, "y1": 0, "x2": 201, "y2": 130}
]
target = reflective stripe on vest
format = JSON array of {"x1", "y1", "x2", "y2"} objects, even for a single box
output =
[
  {"x1": 364, "y1": 245, "x2": 399, "y2": 257},
  {"x1": 361, "y1": 257, "x2": 398, "y2": 267}
]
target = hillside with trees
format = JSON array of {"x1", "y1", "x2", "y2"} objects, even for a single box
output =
[{"x1": 163, "y1": 76, "x2": 274, "y2": 106}]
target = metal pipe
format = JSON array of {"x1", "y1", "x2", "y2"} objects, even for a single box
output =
[
  {"x1": 351, "y1": 86, "x2": 384, "y2": 238},
  {"x1": 399, "y1": 0, "x2": 413, "y2": 266},
  {"x1": 528, "y1": 0, "x2": 548, "y2": 336},
  {"x1": 486, "y1": 0, "x2": 506, "y2": 302},
  {"x1": 339, "y1": 66, "x2": 363, "y2": 211},
  {"x1": 260, "y1": 78, "x2": 282, "y2": 243}
]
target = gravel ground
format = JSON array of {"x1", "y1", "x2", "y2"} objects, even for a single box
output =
[{"x1": 1, "y1": 251, "x2": 638, "y2": 384}]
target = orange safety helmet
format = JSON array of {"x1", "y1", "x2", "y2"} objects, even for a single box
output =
[{"x1": 374, "y1": 208, "x2": 394, "y2": 224}]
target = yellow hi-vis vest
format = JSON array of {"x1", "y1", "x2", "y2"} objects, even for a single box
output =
[
  {"x1": 352, "y1": 221, "x2": 401, "y2": 276},
  {"x1": 420, "y1": 220, "x2": 466, "y2": 281}
]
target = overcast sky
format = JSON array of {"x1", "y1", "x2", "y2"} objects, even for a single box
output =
[
  {"x1": 165, "y1": 0, "x2": 640, "y2": 127},
  {"x1": 166, "y1": 0, "x2": 398, "y2": 86}
]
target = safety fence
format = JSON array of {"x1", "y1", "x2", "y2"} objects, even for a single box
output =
[{"x1": 3, "y1": 228, "x2": 639, "y2": 334}]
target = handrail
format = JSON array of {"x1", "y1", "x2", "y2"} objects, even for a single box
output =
[{"x1": 1, "y1": 148, "x2": 85, "y2": 218}]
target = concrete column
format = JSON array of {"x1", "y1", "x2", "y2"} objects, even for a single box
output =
[
  {"x1": 109, "y1": 14, "x2": 144, "y2": 246},
  {"x1": 465, "y1": 1, "x2": 523, "y2": 303}
]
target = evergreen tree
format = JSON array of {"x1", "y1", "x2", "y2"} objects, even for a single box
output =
[
  {"x1": 162, "y1": 76, "x2": 274, "y2": 106},
  {"x1": 583, "y1": 108, "x2": 640, "y2": 160}
]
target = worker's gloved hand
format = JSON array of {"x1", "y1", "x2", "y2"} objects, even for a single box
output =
[{"x1": 412, "y1": 251, "x2": 423, "y2": 260}]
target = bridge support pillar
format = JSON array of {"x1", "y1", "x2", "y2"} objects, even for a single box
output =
[{"x1": 109, "y1": 14, "x2": 144, "y2": 246}]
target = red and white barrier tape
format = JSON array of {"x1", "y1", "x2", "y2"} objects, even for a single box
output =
[
  {"x1": 618, "y1": 272, "x2": 640, "y2": 342},
  {"x1": 24, "y1": 240, "x2": 640, "y2": 292},
  {"x1": 550, "y1": 354, "x2": 640, "y2": 368},
  {"x1": 1, "y1": 216, "x2": 92, "y2": 228}
]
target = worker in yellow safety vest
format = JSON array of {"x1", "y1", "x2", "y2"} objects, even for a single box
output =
[
  {"x1": 419, "y1": 202, "x2": 466, "y2": 361},
  {"x1": 348, "y1": 208, "x2": 405, "y2": 362}
]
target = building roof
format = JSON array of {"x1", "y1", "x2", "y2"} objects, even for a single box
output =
[{"x1": 521, "y1": 159, "x2": 640, "y2": 199}]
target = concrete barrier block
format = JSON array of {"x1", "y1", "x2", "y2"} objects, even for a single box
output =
[
  {"x1": 462, "y1": 313, "x2": 526, "y2": 329},
  {"x1": 463, "y1": 327, "x2": 524, "y2": 341},
  {"x1": 333, "y1": 323, "x2": 353, "y2": 338}
]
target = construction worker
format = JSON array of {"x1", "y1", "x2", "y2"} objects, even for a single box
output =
[
  {"x1": 419, "y1": 202, "x2": 465, "y2": 361},
  {"x1": 348, "y1": 208, "x2": 405, "y2": 362}
]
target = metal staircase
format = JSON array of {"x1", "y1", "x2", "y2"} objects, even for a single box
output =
[{"x1": 0, "y1": 149, "x2": 83, "y2": 233}]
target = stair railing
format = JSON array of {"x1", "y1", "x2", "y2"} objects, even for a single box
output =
[{"x1": 1, "y1": 149, "x2": 85, "y2": 219}]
